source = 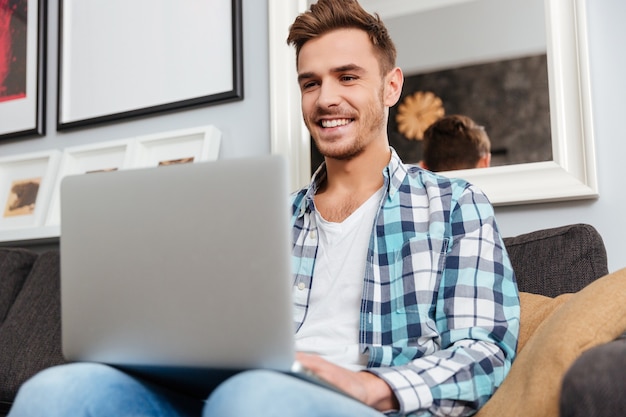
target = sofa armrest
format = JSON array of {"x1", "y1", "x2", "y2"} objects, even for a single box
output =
[
  {"x1": 503, "y1": 223, "x2": 608, "y2": 297},
  {"x1": 0, "y1": 249, "x2": 38, "y2": 324},
  {"x1": 560, "y1": 335, "x2": 626, "y2": 416},
  {"x1": 0, "y1": 250, "x2": 67, "y2": 414}
]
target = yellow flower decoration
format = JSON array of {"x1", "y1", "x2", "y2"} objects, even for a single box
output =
[{"x1": 396, "y1": 91, "x2": 445, "y2": 140}]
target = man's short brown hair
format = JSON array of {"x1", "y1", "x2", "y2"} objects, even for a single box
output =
[
  {"x1": 286, "y1": 0, "x2": 397, "y2": 76},
  {"x1": 422, "y1": 115, "x2": 491, "y2": 171}
]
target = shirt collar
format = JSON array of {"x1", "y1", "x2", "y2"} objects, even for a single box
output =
[
  {"x1": 384, "y1": 147, "x2": 407, "y2": 200},
  {"x1": 299, "y1": 147, "x2": 408, "y2": 218}
]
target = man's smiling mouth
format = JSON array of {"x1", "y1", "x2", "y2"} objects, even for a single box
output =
[{"x1": 320, "y1": 118, "x2": 353, "y2": 128}]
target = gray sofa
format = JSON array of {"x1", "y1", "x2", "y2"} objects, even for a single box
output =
[
  {"x1": 0, "y1": 223, "x2": 614, "y2": 415},
  {"x1": 0, "y1": 249, "x2": 65, "y2": 415}
]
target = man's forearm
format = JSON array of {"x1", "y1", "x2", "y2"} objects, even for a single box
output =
[{"x1": 356, "y1": 371, "x2": 400, "y2": 412}]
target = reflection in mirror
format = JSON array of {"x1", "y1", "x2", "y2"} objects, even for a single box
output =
[
  {"x1": 269, "y1": 0, "x2": 598, "y2": 205},
  {"x1": 390, "y1": 0, "x2": 551, "y2": 168}
]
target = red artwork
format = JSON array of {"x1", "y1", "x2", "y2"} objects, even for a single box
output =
[{"x1": 0, "y1": 0, "x2": 27, "y2": 103}]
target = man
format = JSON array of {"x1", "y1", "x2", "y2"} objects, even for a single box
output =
[
  {"x1": 8, "y1": 1, "x2": 519, "y2": 416},
  {"x1": 420, "y1": 114, "x2": 492, "y2": 171}
]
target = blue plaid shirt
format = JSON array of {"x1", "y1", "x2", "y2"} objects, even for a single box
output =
[{"x1": 290, "y1": 149, "x2": 520, "y2": 416}]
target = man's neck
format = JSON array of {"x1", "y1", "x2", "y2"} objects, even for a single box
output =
[
  {"x1": 324, "y1": 141, "x2": 390, "y2": 187},
  {"x1": 314, "y1": 144, "x2": 390, "y2": 223}
]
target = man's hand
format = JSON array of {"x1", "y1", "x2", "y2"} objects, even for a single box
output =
[{"x1": 296, "y1": 352, "x2": 399, "y2": 412}]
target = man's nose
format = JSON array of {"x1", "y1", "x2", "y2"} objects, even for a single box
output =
[{"x1": 316, "y1": 81, "x2": 341, "y2": 108}]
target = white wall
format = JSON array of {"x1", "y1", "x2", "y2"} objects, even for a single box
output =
[
  {"x1": 494, "y1": 0, "x2": 626, "y2": 272},
  {"x1": 0, "y1": 0, "x2": 271, "y2": 160}
]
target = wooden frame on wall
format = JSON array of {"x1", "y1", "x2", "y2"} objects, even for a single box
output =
[
  {"x1": 0, "y1": 0, "x2": 46, "y2": 140},
  {"x1": 56, "y1": 0, "x2": 243, "y2": 130}
]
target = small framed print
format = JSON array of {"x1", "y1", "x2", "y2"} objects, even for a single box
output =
[
  {"x1": 129, "y1": 125, "x2": 221, "y2": 168},
  {"x1": 45, "y1": 139, "x2": 133, "y2": 226},
  {"x1": 0, "y1": 150, "x2": 61, "y2": 231}
]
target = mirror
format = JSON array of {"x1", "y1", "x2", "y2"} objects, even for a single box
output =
[{"x1": 268, "y1": 0, "x2": 598, "y2": 205}]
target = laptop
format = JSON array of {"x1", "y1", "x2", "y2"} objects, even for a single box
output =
[{"x1": 60, "y1": 155, "x2": 345, "y2": 397}]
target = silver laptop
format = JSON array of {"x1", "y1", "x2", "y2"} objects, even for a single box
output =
[{"x1": 59, "y1": 155, "x2": 311, "y2": 395}]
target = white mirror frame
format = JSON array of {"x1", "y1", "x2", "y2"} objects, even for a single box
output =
[{"x1": 268, "y1": 0, "x2": 598, "y2": 205}]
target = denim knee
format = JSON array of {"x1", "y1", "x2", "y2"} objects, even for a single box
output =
[
  {"x1": 18, "y1": 362, "x2": 111, "y2": 398},
  {"x1": 10, "y1": 362, "x2": 200, "y2": 417},
  {"x1": 203, "y1": 370, "x2": 384, "y2": 417}
]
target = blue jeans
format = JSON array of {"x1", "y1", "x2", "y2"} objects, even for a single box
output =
[{"x1": 8, "y1": 363, "x2": 390, "y2": 417}]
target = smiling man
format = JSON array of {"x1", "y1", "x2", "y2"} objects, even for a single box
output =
[
  {"x1": 7, "y1": 1, "x2": 519, "y2": 417},
  {"x1": 284, "y1": 1, "x2": 519, "y2": 416}
]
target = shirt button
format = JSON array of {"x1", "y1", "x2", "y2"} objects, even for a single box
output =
[
  {"x1": 297, "y1": 282, "x2": 306, "y2": 290},
  {"x1": 309, "y1": 230, "x2": 317, "y2": 239}
]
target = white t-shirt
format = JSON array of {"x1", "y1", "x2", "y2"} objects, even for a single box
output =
[{"x1": 294, "y1": 187, "x2": 384, "y2": 371}]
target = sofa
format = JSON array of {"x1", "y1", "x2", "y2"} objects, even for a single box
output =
[
  {"x1": 0, "y1": 223, "x2": 623, "y2": 416},
  {"x1": 0, "y1": 249, "x2": 65, "y2": 415},
  {"x1": 476, "y1": 224, "x2": 626, "y2": 417}
]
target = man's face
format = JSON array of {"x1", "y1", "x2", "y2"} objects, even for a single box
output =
[{"x1": 297, "y1": 29, "x2": 392, "y2": 161}]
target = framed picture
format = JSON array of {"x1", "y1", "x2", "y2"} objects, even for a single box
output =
[
  {"x1": 0, "y1": 150, "x2": 61, "y2": 231},
  {"x1": 0, "y1": 0, "x2": 46, "y2": 139},
  {"x1": 45, "y1": 139, "x2": 134, "y2": 226},
  {"x1": 57, "y1": 0, "x2": 243, "y2": 130},
  {"x1": 129, "y1": 125, "x2": 222, "y2": 168}
]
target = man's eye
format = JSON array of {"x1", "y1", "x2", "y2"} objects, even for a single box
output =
[
  {"x1": 341, "y1": 75, "x2": 357, "y2": 82},
  {"x1": 302, "y1": 81, "x2": 318, "y2": 90}
]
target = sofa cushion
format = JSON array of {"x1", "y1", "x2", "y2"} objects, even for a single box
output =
[
  {"x1": 503, "y1": 224, "x2": 608, "y2": 297},
  {"x1": 0, "y1": 248, "x2": 38, "y2": 325},
  {"x1": 476, "y1": 267, "x2": 626, "y2": 417},
  {"x1": 0, "y1": 250, "x2": 67, "y2": 414},
  {"x1": 559, "y1": 335, "x2": 626, "y2": 416}
]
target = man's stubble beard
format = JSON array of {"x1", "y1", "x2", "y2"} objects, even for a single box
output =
[{"x1": 308, "y1": 87, "x2": 386, "y2": 162}]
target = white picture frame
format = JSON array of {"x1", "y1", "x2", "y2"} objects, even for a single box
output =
[
  {"x1": 0, "y1": 125, "x2": 222, "y2": 241},
  {"x1": 129, "y1": 125, "x2": 222, "y2": 169},
  {"x1": 45, "y1": 139, "x2": 134, "y2": 226},
  {"x1": 0, "y1": 150, "x2": 61, "y2": 233}
]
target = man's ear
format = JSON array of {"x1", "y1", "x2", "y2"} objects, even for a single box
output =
[
  {"x1": 476, "y1": 153, "x2": 491, "y2": 168},
  {"x1": 384, "y1": 67, "x2": 404, "y2": 107}
]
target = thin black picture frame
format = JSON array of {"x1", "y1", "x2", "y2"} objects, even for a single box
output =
[
  {"x1": 56, "y1": 0, "x2": 243, "y2": 130},
  {"x1": 0, "y1": 0, "x2": 47, "y2": 140}
]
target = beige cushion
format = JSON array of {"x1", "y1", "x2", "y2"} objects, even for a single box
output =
[{"x1": 477, "y1": 268, "x2": 626, "y2": 417}]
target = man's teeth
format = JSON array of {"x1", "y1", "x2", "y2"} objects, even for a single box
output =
[{"x1": 321, "y1": 119, "x2": 351, "y2": 128}]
